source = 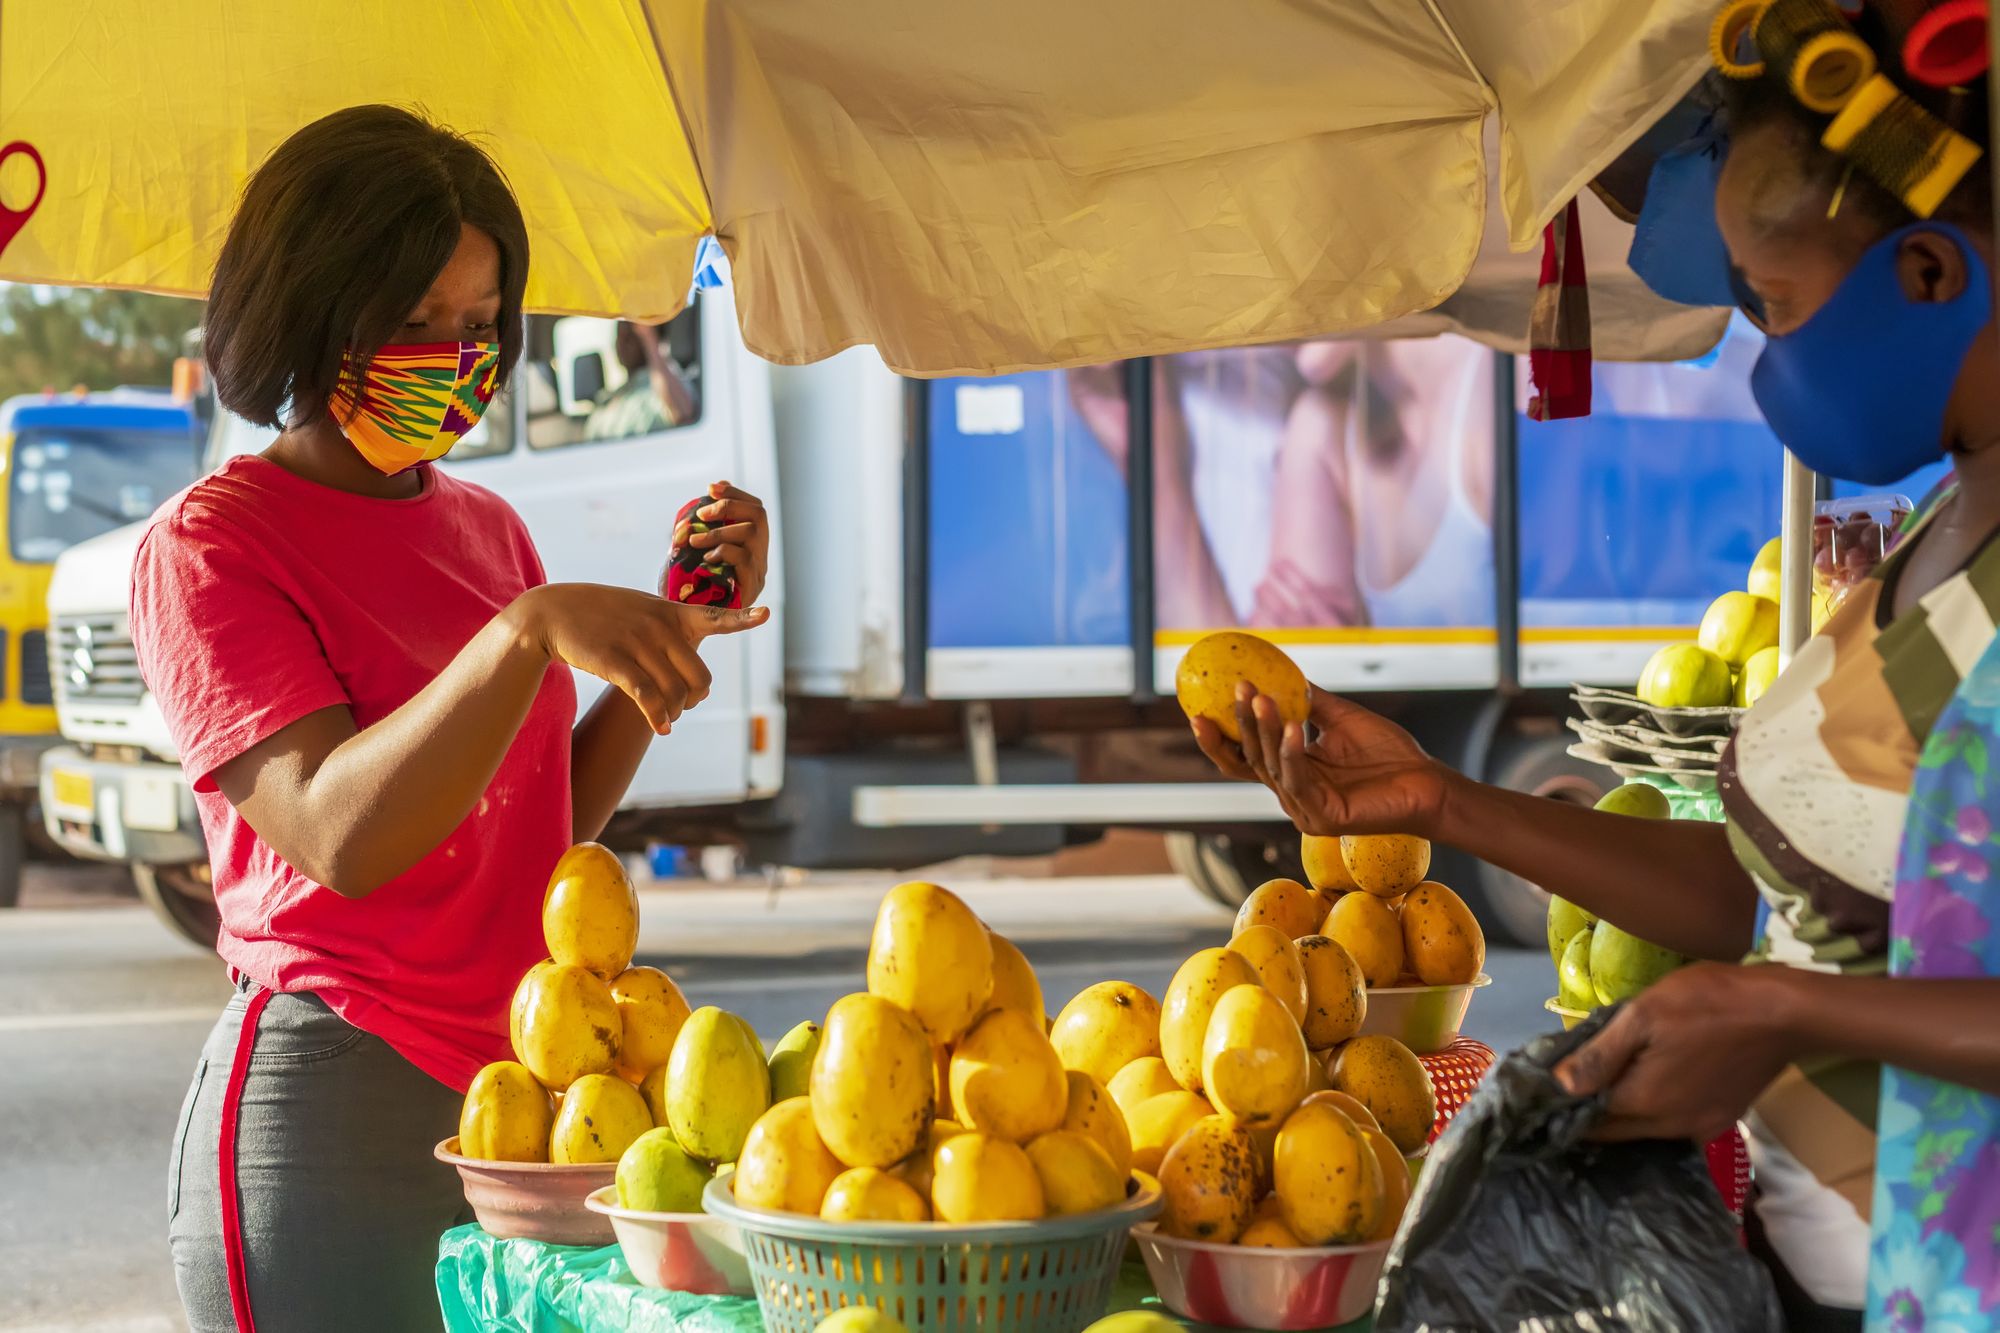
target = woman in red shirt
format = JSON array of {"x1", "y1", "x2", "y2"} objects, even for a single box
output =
[{"x1": 135, "y1": 105, "x2": 769, "y2": 1332}]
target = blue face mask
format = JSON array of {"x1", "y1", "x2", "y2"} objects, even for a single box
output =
[
  {"x1": 1628, "y1": 120, "x2": 1743, "y2": 310},
  {"x1": 1750, "y1": 223, "x2": 1992, "y2": 487}
]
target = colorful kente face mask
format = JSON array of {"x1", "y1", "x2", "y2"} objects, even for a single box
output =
[{"x1": 329, "y1": 340, "x2": 501, "y2": 474}]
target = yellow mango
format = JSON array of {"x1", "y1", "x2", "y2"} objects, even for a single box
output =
[
  {"x1": 551, "y1": 1073, "x2": 653, "y2": 1165},
  {"x1": 1230, "y1": 925, "x2": 1309, "y2": 1026},
  {"x1": 1201, "y1": 984, "x2": 1311, "y2": 1128},
  {"x1": 610, "y1": 965, "x2": 692, "y2": 1083},
  {"x1": 1399, "y1": 881, "x2": 1486, "y2": 986},
  {"x1": 459, "y1": 1060, "x2": 554, "y2": 1163},
  {"x1": 1339, "y1": 834, "x2": 1431, "y2": 899},
  {"x1": 866, "y1": 881, "x2": 994, "y2": 1045},
  {"x1": 1174, "y1": 631, "x2": 1310, "y2": 743},
  {"x1": 734, "y1": 1096, "x2": 844, "y2": 1215},
  {"x1": 1332, "y1": 1035, "x2": 1437, "y2": 1154},
  {"x1": 1158, "y1": 1114, "x2": 1258, "y2": 1243},
  {"x1": 1274, "y1": 1101, "x2": 1382, "y2": 1244},
  {"x1": 950, "y1": 1007, "x2": 1068, "y2": 1143},
  {"x1": 812, "y1": 993, "x2": 935, "y2": 1168},
  {"x1": 1233, "y1": 879, "x2": 1322, "y2": 943},
  {"x1": 930, "y1": 1040, "x2": 955, "y2": 1121},
  {"x1": 639, "y1": 1063, "x2": 671, "y2": 1128},
  {"x1": 766, "y1": 1020, "x2": 822, "y2": 1103},
  {"x1": 1238, "y1": 1216, "x2": 1305, "y2": 1248},
  {"x1": 890, "y1": 1118, "x2": 964, "y2": 1198},
  {"x1": 664, "y1": 1007, "x2": 771, "y2": 1164},
  {"x1": 1060, "y1": 1069, "x2": 1133, "y2": 1177},
  {"x1": 821, "y1": 1166, "x2": 930, "y2": 1222},
  {"x1": 1050, "y1": 981, "x2": 1162, "y2": 1086},
  {"x1": 1305, "y1": 1050, "x2": 1334, "y2": 1094},
  {"x1": 1301, "y1": 1088, "x2": 1381, "y2": 1134},
  {"x1": 509, "y1": 958, "x2": 556, "y2": 1063},
  {"x1": 1296, "y1": 935, "x2": 1368, "y2": 1049},
  {"x1": 986, "y1": 931, "x2": 1045, "y2": 1020},
  {"x1": 1247, "y1": 1119, "x2": 1279, "y2": 1196},
  {"x1": 1128, "y1": 1090, "x2": 1216, "y2": 1176},
  {"x1": 1252, "y1": 1191, "x2": 1285, "y2": 1223},
  {"x1": 1361, "y1": 1127, "x2": 1412, "y2": 1242},
  {"x1": 1026, "y1": 1130, "x2": 1126, "y2": 1216},
  {"x1": 1108, "y1": 1056, "x2": 1182, "y2": 1121},
  {"x1": 542, "y1": 842, "x2": 639, "y2": 980},
  {"x1": 815, "y1": 1312, "x2": 913, "y2": 1333},
  {"x1": 1323, "y1": 892, "x2": 1405, "y2": 989},
  {"x1": 512, "y1": 961, "x2": 620, "y2": 1092},
  {"x1": 1300, "y1": 833, "x2": 1358, "y2": 894},
  {"x1": 1160, "y1": 947, "x2": 1262, "y2": 1093},
  {"x1": 931, "y1": 1133, "x2": 1045, "y2": 1222}
]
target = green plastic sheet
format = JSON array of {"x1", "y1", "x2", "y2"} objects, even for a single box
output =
[
  {"x1": 1627, "y1": 771, "x2": 1725, "y2": 824},
  {"x1": 434, "y1": 1227, "x2": 1370, "y2": 1333}
]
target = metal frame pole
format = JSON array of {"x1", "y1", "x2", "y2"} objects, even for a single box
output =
[
  {"x1": 1125, "y1": 359, "x2": 1157, "y2": 703},
  {"x1": 900, "y1": 379, "x2": 930, "y2": 703},
  {"x1": 1779, "y1": 450, "x2": 1816, "y2": 668},
  {"x1": 1492, "y1": 352, "x2": 1521, "y2": 693}
]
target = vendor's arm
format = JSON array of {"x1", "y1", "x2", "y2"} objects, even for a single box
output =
[
  {"x1": 568, "y1": 481, "x2": 771, "y2": 842},
  {"x1": 1555, "y1": 963, "x2": 2000, "y2": 1143},
  {"x1": 215, "y1": 584, "x2": 765, "y2": 898},
  {"x1": 1196, "y1": 687, "x2": 1758, "y2": 960}
]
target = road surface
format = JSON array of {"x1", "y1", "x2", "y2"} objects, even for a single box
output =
[{"x1": 0, "y1": 871, "x2": 1556, "y2": 1332}]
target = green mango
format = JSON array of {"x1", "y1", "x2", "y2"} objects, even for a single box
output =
[
  {"x1": 1594, "y1": 782, "x2": 1672, "y2": 820},
  {"x1": 1589, "y1": 921, "x2": 1685, "y2": 1006},
  {"x1": 767, "y1": 1019, "x2": 822, "y2": 1102},
  {"x1": 616, "y1": 1127, "x2": 713, "y2": 1212},
  {"x1": 665, "y1": 1007, "x2": 772, "y2": 1164},
  {"x1": 1557, "y1": 930, "x2": 1597, "y2": 1012},
  {"x1": 1547, "y1": 895, "x2": 1599, "y2": 969}
]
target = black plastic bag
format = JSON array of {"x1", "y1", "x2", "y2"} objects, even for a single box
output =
[{"x1": 1374, "y1": 1006, "x2": 1782, "y2": 1333}]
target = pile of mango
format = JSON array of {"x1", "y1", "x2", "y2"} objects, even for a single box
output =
[
  {"x1": 1547, "y1": 784, "x2": 1689, "y2": 1014},
  {"x1": 1636, "y1": 538, "x2": 1784, "y2": 711}
]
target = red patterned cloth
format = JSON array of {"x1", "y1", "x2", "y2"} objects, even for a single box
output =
[{"x1": 1526, "y1": 197, "x2": 1593, "y2": 421}]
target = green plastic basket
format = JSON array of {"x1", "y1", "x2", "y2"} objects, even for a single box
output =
[{"x1": 702, "y1": 1172, "x2": 1163, "y2": 1333}]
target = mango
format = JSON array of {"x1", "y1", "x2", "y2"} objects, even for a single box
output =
[
  {"x1": 1296, "y1": 935, "x2": 1367, "y2": 1049},
  {"x1": 1748, "y1": 537, "x2": 1784, "y2": 603},
  {"x1": 866, "y1": 881, "x2": 994, "y2": 1045},
  {"x1": 1201, "y1": 984, "x2": 1311, "y2": 1128},
  {"x1": 986, "y1": 931, "x2": 1045, "y2": 1020},
  {"x1": 509, "y1": 959, "x2": 556, "y2": 1064},
  {"x1": 1026, "y1": 1129, "x2": 1126, "y2": 1215},
  {"x1": 821, "y1": 1166, "x2": 930, "y2": 1222},
  {"x1": 1699, "y1": 591, "x2": 1779, "y2": 669},
  {"x1": 733, "y1": 1096, "x2": 844, "y2": 1215},
  {"x1": 1051, "y1": 981, "x2": 1162, "y2": 1086},
  {"x1": 459, "y1": 1060, "x2": 554, "y2": 1163},
  {"x1": 1238, "y1": 1216, "x2": 1305, "y2": 1247},
  {"x1": 543, "y1": 842, "x2": 639, "y2": 980},
  {"x1": 639, "y1": 1063, "x2": 671, "y2": 1127},
  {"x1": 1230, "y1": 925, "x2": 1309, "y2": 1025},
  {"x1": 1060, "y1": 1069, "x2": 1134, "y2": 1177},
  {"x1": 1595, "y1": 781, "x2": 1672, "y2": 821},
  {"x1": 1332, "y1": 1035, "x2": 1436, "y2": 1154},
  {"x1": 950, "y1": 1007, "x2": 1068, "y2": 1143},
  {"x1": 1246, "y1": 1119, "x2": 1279, "y2": 1196},
  {"x1": 1274, "y1": 1102, "x2": 1381, "y2": 1244},
  {"x1": 1361, "y1": 1127, "x2": 1411, "y2": 1242},
  {"x1": 552, "y1": 1073, "x2": 653, "y2": 1165},
  {"x1": 1339, "y1": 834, "x2": 1431, "y2": 898},
  {"x1": 1302, "y1": 1088, "x2": 1381, "y2": 1134},
  {"x1": 1558, "y1": 930, "x2": 1597, "y2": 1012},
  {"x1": 665, "y1": 1007, "x2": 771, "y2": 1164},
  {"x1": 610, "y1": 965, "x2": 691, "y2": 1083},
  {"x1": 1306, "y1": 1049, "x2": 1334, "y2": 1094},
  {"x1": 512, "y1": 961, "x2": 620, "y2": 1091},
  {"x1": 1158, "y1": 1114, "x2": 1258, "y2": 1243},
  {"x1": 1107, "y1": 1057, "x2": 1181, "y2": 1121},
  {"x1": 1174, "y1": 631, "x2": 1310, "y2": 743},
  {"x1": 1128, "y1": 1090, "x2": 1215, "y2": 1176},
  {"x1": 1637, "y1": 643, "x2": 1732, "y2": 709},
  {"x1": 815, "y1": 1311, "x2": 911, "y2": 1333},
  {"x1": 930, "y1": 1040, "x2": 955, "y2": 1121},
  {"x1": 1252, "y1": 1191, "x2": 1285, "y2": 1222},
  {"x1": 1589, "y1": 921, "x2": 1684, "y2": 1005},
  {"x1": 1159, "y1": 946, "x2": 1261, "y2": 1092},
  {"x1": 1323, "y1": 892, "x2": 1404, "y2": 988},
  {"x1": 1234, "y1": 879, "x2": 1323, "y2": 942},
  {"x1": 931, "y1": 1133, "x2": 1045, "y2": 1222},
  {"x1": 617, "y1": 1126, "x2": 713, "y2": 1212},
  {"x1": 1546, "y1": 895, "x2": 1599, "y2": 968},
  {"x1": 1082, "y1": 1314, "x2": 1187, "y2": 1333},
  {"x1": 1738, "y1": 644, "x2": 1781, "y2": 708},
  {"x1": 1301, "y1": 833, "x2": 1358, "y2": 895},
  {"x1": 891, "y1": 1117, "x2": 965, "y2": 1199},
  {"x1": 812, "y1": 992, "x2": 934, "y2": 1168},
  {"x1": 767, "y1": 1020, "x2": 822, "y2": 1103},
  {"x1": 1399, "y1": 882, "x2": 1485, "y2": 986}
]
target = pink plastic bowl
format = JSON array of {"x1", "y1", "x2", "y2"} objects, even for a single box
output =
[
  {"x1": 434, "y1": 1137, "x2": 615, "y2": 1246},
  {"x1": 1132, "y1": 1222, "x2": 1390, "y2": 1329},
  {"x1": 585, "y1": 1186, "x2": 752, "y2": 1294}
]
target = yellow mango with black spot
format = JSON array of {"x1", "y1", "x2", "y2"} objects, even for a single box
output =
[
  {"x1": 551, "y1": 1073, "x2": 653, "y2": 1165},
  {"x1": 1274, "y1": 1101, "x2": 1382, "y2": 1244},
  {"x1": 866, "y1": 882, "x2": 993, "y2": 1045},
  {"x1": 512, "y1": 961, "x2": 620, "y2": 1092},
  {"x1": 1158, "y1": 1114, "x2": 1258, "y2": 1243},
  {"x1": 1159, "y1": 947, "x2": 1261, "y2": 1093},
  {"x1": 812, "y1": 993, "x2": 935, "y2": 1168}
]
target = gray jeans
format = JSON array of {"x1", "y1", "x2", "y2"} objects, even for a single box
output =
[{"x1": 169, "y1": 980, "x2": 469, "y2": 1332}]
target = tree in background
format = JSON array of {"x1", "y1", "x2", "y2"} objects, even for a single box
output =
[{"x1": 0, "y1": 284, "x2": 203, "y2": 401}]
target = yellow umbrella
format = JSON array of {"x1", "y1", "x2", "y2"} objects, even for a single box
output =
[{"x1": 0, "y1": 0, "x2": 1719, "y2": 375}]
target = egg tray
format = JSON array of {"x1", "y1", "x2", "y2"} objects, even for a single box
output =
[
  {"x1": 1570, "y1": 686, "x2": 1742, "y2": 739},
  {"x1": 1565, "y1": 718, "x2": 1726, "y2": 773},
  {"x1": 1567, "y1": 741, "x2": 1720, "y2": 793}
]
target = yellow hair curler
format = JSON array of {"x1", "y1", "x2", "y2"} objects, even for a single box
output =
[
  {"x1": 1822, "y1": 73, "x2": 1984, "y2": 218},
  {"x1": 1711, "y1": 0, "x2": 1769, "y2": 77},
  {"x1": 1754, "y1": 0, "x2": 1877, "y2": 112}
]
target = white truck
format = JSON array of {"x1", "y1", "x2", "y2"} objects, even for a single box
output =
[{"x1": 39, "y1": 281, "x2": 1794, "y2": 949}]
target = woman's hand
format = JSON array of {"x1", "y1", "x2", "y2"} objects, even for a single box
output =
[
  {"x1": 1553, "y1": 963, "x2": 1800, "y2": 1144},
  {"x1": 1191, "y1": 685, "x2": 1451, "y2": 838},
  {"x1": 519, "y1": 582, "x2": 768, "y2": 735},
  {"x1": 674, "y1": 480, "x2": 770, "y2": 606}
]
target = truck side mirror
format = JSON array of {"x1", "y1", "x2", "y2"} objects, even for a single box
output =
[{"x1": 570, "y1": 352, "x2": 606, "y2": 410}]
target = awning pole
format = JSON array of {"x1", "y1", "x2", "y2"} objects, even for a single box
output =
[{"x1": 1779, "y1": 449, "x2": 1816, "y2": 668}]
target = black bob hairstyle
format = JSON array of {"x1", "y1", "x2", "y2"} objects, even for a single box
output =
[{"x1": 205, "y1": 104, "x2": 530, "y2": 431}]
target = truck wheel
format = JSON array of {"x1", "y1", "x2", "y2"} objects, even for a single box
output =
[
  {"x1": 0, "y1": 805, "x2": 24, "y2": 909},
  {"x1": 1461, "y1": 725, "x2": 1610, "y2": 948},
  {"x1": 1166, "y1": 832, "x2": 1306, "y2": 911},
  {"x1": 133, "y1": 863, "x2": 221, "y2": 951}
]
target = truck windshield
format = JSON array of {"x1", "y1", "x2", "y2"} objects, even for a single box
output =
[{"x1": 9, "y1": 427, "x2": 200, "y2": 563}]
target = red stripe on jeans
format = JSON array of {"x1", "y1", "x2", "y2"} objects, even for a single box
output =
[{"x1": 220, "y1": 986, "x2": 272, "y2": 1333}]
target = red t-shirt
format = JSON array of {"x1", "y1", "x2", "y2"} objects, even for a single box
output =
[{"x1": 130, "y1": 455, "x2": 576, "y2": 1090}]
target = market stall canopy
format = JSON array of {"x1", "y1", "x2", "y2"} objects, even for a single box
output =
[{"x1": 0, "y1": 0, "x2": 1721, "y2": 376}]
